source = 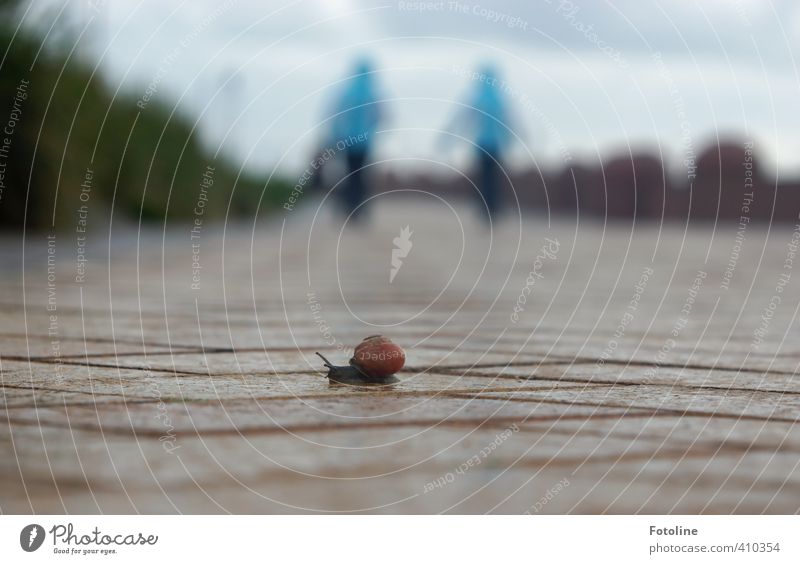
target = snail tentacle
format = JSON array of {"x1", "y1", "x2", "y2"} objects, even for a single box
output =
[{"x1": 315, "y1": 352, "x2": 334, "y2": 369}]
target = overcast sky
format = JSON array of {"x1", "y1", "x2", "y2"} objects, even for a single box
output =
[{"x1": 51, "y1": 0, "x2": 800, "y2": 178}]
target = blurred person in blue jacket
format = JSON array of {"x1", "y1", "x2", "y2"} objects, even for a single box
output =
[
  {"x1": 328, "y1": 57, "x2": 383, "y2": 222},
  {"x1": 443, "y1": 63, "x2": 513, "y2": 222}
]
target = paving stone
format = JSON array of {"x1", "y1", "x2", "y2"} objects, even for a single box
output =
[{"x1": 2, "y1": 202, "x2": 800, "y2": 513}]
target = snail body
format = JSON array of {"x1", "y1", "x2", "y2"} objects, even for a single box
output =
[{"x1": 317, "y1": 335, "x2": 405, "y2": 385}]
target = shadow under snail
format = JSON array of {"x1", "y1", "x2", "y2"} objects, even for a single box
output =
[{"x1": 316, "y1": 335, "x2": 405, "y2": 385}]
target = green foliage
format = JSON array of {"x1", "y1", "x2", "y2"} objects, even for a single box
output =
[{"x1": 0, "y1": 8, "x2": 290, "y2": 231}]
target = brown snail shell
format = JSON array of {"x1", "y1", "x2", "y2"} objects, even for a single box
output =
[
  {"x1": 350, "y1": 335, "x2": 405, "y2": 378},
  {"x1": 316, "y1": 335, "x2": 405, "y2": 385}
]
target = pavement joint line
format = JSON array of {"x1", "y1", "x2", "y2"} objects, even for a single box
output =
[
  {"x1": 0, "y1": 412, "x2": 656, "y2": 438},
  {"x1": 0, "y1": 331, "x2": 205, "y2": 350},
  {"x1": 447, "y1": 372, "x2": 800, "y2": 395},
  {"x1": 7, "y1": 356, "x2": 799, "y2": 385},
  {"x1": 444, "y1": 393, "x2": 800, "y2": 424},
  {"x1": 520, "y1": 424, "x2": 800, "y2": 456},
  {"x1": 1, "y1": 383, "x2": 599, "y2": 405}
]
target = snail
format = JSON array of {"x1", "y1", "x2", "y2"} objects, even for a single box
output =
[{"x1": 316, "y1": 335, "x2": 405, "y2": 385}]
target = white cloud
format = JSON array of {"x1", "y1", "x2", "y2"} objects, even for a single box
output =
[{"x1": 60, "y1": 0, "x2": 800, "y2": 175}]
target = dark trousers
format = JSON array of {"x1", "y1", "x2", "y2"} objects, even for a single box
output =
[
  {"x1": 342, "y1": 148, "x2": 368, "y2": 221},
  {"x1": 478, "y1": 150, "x2": 501, "y2": 221}
]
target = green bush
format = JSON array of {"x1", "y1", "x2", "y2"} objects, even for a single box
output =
[{"x1": 0, "y1": 4, "x2": 290, "y2": 231}]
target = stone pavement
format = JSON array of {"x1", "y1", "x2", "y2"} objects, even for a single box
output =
[{"x1": 1, "y1": 198, "x2": 799, "y2": 513}]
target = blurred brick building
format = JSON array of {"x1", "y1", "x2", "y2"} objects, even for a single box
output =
[{"x1": 376, "y1": 139, "x2": 800, "y2": 224}]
